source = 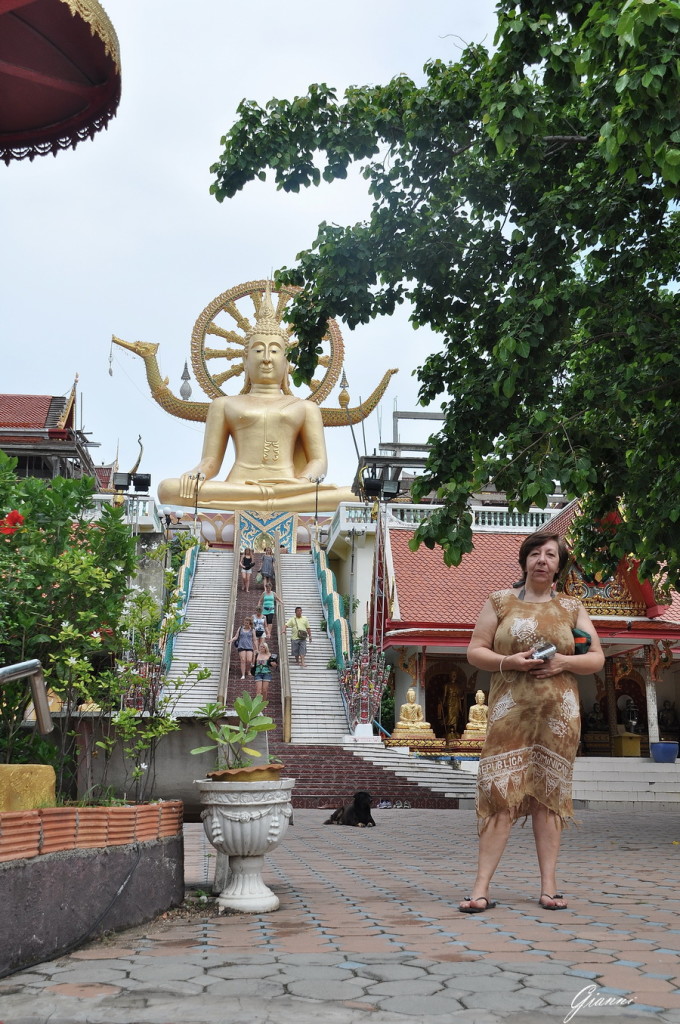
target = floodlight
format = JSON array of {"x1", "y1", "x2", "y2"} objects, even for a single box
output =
[
  {"x1": 132, "y1": 473, "x2": 151, "y2": 492},
  {"x1": 112, "y1": 473, "x2": 131, "y2": 491}
]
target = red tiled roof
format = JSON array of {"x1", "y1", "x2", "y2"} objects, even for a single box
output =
[
  {"x1": 0, "y1": 394, "x2": 53, "y2": 428},
  {"x1": 389, "y1": 529, "x2": 526, "y2": 625},
  {"x1": 388, "y1": 527, "x2": 680, "y2": 634},
  {"x1": 94, "y1": 465, "x2": 113, "y2": 490},
  {"x1": 536, "y1": 499, "x2": 581, "y2": 538},
  {"x1": 663, "y1": 588, "x2": 680, "y2": 626}
]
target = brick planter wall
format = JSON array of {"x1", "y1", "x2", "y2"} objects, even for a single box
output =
[{"x1": 0, "y1": 801, "x2": 184, "y2": 976}]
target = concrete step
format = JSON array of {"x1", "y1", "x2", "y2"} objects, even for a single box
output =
[
  {"x1": 168, "y1": 549, "x2": 233, "y2": 715},
  {"x1": 279, "y1": 552, "x2": 348, "y2": 744},
  {"x1": 342, "y1": 743, "x2": 477, "y2": 800}
]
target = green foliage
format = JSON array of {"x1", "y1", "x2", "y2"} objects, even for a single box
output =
[
  {"x1": 192, "y1": 694, "x2": 275, "y2": 769},
  {"x1": 0, "y1": 452, "x2": 209, "y2": 801},
  {"x1": 380, "y1": 687, "x2": 395, "y2": 733},
  {"x1": 94, "y1": 591, "x2": 210, "y2": 803},
  {"x1": 341, "y1": 594, "x2": 360, "y2": 618},
  {"x1": 0, "y1": 452, "x2": 136, "y2": 765},
  {"x1": 326, "y1": 657, "x2": 338, "y2": 670},
  {"x1": 210, "y1": 1, "x2": 680, "y2": 586}
]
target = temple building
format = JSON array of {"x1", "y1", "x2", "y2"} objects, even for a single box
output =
[
  {"x1": 326, "y1": 497, "x2": 680, "y2": 760},
  {"x1": 0, "y1": 382, "x2": 97, "y2": 480}
]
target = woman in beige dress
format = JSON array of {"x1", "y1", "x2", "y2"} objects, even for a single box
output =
[{"x1": 459, "y1": 533, "x2": 604, "y2": 914}]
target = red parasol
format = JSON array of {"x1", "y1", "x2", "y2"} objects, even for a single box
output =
[{"x1": 0, "y1": 0, "x2": 120, "y2": 164}]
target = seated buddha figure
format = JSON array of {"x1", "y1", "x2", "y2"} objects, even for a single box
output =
[
  {"x1": 158, "y1": 290, "x2": 356, "y2": 514},
  {"x1": 461, "y1": 689, "x2": 488, "y2": 739},
  {"x1": 392, "y1": 688, "x2": 436, "y2": 738}
]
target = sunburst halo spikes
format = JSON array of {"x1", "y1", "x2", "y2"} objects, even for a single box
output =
[{"x1": 190, "y1": 279, "x2": 343, "y2": 406}]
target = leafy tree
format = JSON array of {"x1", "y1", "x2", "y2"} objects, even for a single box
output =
[
  {"x1": 0, "y1": 452, "x2": 136, "y2": 764},
  {"x1": 210, "y1": 0, "x2": 680, "y2": 586},
  {"x1": 0, "y1": 453, "x2": 209, "y2": 801}
]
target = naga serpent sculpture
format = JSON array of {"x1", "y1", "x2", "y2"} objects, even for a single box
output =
[{"x1": 112, "y1": 279, "x2": 397, "y2": 427}]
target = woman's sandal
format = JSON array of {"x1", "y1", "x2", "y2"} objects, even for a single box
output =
[
  {"x1": 539, "y1": 893, "x2": 567, "y2": 911},
  {"x1": 459, "y1": 895, "x2": 497, "y2": 914}
]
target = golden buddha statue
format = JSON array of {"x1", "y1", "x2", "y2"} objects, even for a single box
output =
[
  {"x1": 392, "y1": 688, "x2": 434, "y2": 735},
  {"x1": 114, "y1": 279, "x2": 398, "y2": 515},
  {"x1": 462, "y1": 690, "x2": 488, "y2": 738},
  {"x1": 157, "y1": 288, "x2": 356, "y2": 513}
]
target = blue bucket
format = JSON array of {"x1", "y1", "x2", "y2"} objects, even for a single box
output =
[{"x1": 650, "y1": 741, "x2": 679, "y2": 764}]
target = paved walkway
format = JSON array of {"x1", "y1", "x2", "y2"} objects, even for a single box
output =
[{"x1": 1, "y1": 808, "x2": 679, "y2": 1023}]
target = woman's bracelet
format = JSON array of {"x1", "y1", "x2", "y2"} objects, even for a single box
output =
[{"x1": 499, "y1": 656, "x2": 510, "y2": 679}]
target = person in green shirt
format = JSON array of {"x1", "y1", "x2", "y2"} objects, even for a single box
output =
[{"x1": 285, "y1": 606, "x2": 312, "y2": 667}]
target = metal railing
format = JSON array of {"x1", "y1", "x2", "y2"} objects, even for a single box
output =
[
  {"x1": 217, "y1": 522, "x2": 241, "y2": 706},
  {"x1": 161, "y1": 541, "x2": 199, "y2": 674},
  {"x1": 0, "y1": 660, "x2": 53, "y2": 736},
  {"x1": 274, "y1": 541, "x2": 292, "y2": 743}
]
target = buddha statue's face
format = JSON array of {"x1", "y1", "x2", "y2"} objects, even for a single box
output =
[
  {"x1": 407, "y1": 689, "x2": 415, "y2": 703},
  {"x1": 476, "y1": 690, "x2": 485, "y2": 704},
  {"x1": 245, "y1": 333, "x2": 288, "y2": 387}
]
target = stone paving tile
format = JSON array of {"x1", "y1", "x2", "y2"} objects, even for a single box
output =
[{"x1": 4, "y1": 809, "x2": 680, "y2": 1023}]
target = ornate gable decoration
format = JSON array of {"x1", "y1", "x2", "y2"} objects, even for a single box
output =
[{"x1": 562, "y1": 564, "x2": 644, "y2": 617}]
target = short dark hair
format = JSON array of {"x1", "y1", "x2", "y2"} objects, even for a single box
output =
[
  {"x1": 518, "y1": 533, "x2": 570, "y2": 581},
  {"x1": 295, "y1": 606, "x2": 302, "y2": 613}
]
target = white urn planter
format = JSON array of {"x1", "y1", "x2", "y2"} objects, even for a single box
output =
[{"x1": 196, "y1": 777, "x2": 295, "y2": 913}]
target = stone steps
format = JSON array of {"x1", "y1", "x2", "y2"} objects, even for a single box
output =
[
  {"x1": 266, "y1": 740, "x2": 462, "y2": 809},
  {"x1": 167, "y1": 550, "x2": 233, "y2": 715},
  {"x1": 572, "y1": 756, "x2": 680, "y2": 807},
  {"x1": 341, "y1": 743, "x2": 478, "y2": 800},
  {"x1": 279, "y1": 552, "x2": 348, "y2": 743}
]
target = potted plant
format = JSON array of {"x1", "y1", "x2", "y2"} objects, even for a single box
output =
[
  {"x1": 191, "y1": 693, "x2": 295, "y2": 913},
  {"x1": 191, "y1": 693, "x2": 281, "y2": 780}
]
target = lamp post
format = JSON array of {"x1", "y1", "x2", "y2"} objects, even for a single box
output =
[
  {"x1": 161, "y1": 507, "x2": 173, "y2": 609},
  {"x1": 190, "y1": 473, "x2": 204, "y2": 539},
  {"x1": 312, "y1": 475, "x2": 325, "y2": 540}
]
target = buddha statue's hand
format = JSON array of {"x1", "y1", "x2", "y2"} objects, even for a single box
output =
[{"x1": 178, "y1": 471, "x2": 206, "y2": 501}]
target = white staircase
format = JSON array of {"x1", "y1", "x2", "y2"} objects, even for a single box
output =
[
  {"x1": 166, "y1": 549, "x2": 234, "y2": 716},
  {"x1": 342, "y1": 742, "x2": 478, "y2": 802},
  {"x1": 572, "y1": 756, "x2": 680, "y2": 808},
  {"x1": 279, "y1": 552, "x2": 349, "y2": 744}
]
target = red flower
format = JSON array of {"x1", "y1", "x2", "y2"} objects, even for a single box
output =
[{"x1": 0, "y1": 509, "x2": 24, "y2": 534}]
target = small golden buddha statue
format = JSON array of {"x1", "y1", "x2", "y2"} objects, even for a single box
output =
[
  {"x1": 158, "y1": 288, "x2": 356, "y2": 513},
  {"x1": 461, "y1": 690, "x2": 488, "y2": 739},
  {"x1": 392, "y1": 688, "x2": 434, "y2": 735}
]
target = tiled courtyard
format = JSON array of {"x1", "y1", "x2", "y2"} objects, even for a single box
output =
[{"x1": 1, "y1": 807, "x2": 679, "y2": 1023}]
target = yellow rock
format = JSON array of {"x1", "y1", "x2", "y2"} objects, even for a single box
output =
[{"x1": 0, "y1": 764, "x2": 56, "y2": 811}]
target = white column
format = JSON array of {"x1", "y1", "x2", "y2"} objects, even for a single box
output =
[{"x1": 643, "y1": 650, "x2": 660, "y2": 744}]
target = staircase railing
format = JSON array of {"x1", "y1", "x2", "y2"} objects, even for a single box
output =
[
  {"x1": 0, "y1": 659, "x2": 53, "y2": 736},
  {"x1": 161, "y1": 541, "x2": 199, "y2": 674},
  {"x1": 310, "y1": 540, "x2": 353, "y2": 670},
  {"x1": 217, "y1": 521, "x2": 241, "y2": 706},
  {"x1": 274, "y1": 541, "x2": 292, "y2": 743}
]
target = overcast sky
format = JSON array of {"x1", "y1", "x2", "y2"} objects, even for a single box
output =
[{"x1": 1, "y1": 0, "x2": 498, "y2": 505}]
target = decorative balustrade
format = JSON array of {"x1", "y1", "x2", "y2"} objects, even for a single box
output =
[
  {"x1": 339, "y1": 637, "x2": 390, "y2": 729},
  {"x1": 471, "y1": 507, "x2": 556, "y2": 531},
  {"x1": 311, "y1": 542, "x2": 353, "y2": 671},
  {"x1": 326, "y1": 501, "x2": 557, "y2": 547}
]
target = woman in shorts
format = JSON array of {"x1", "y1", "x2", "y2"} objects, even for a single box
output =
[
  {"x1": 253, "y1": 641, "x2": 276, "y2": 700},
  {"x1": 231, "y1": 616, "x2": 255, "y2": 679},
  {"x1": 261, "y1": 581, "x2": 283, "y2": 639},
  {"x1": 252, "y1": 608, "x2": 266, "y2": 652},
  {"x1": 240, "y1": 548, "x2": 254, "y2": 592}
]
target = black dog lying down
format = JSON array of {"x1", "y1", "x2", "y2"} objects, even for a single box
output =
[{"x1": 324, "y1": 790, "x2": 376, "y2": 827}]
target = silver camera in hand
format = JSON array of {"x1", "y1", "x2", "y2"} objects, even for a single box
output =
[{"x1": 531, "y1": 641, "x2": 557, "y2": 661}]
